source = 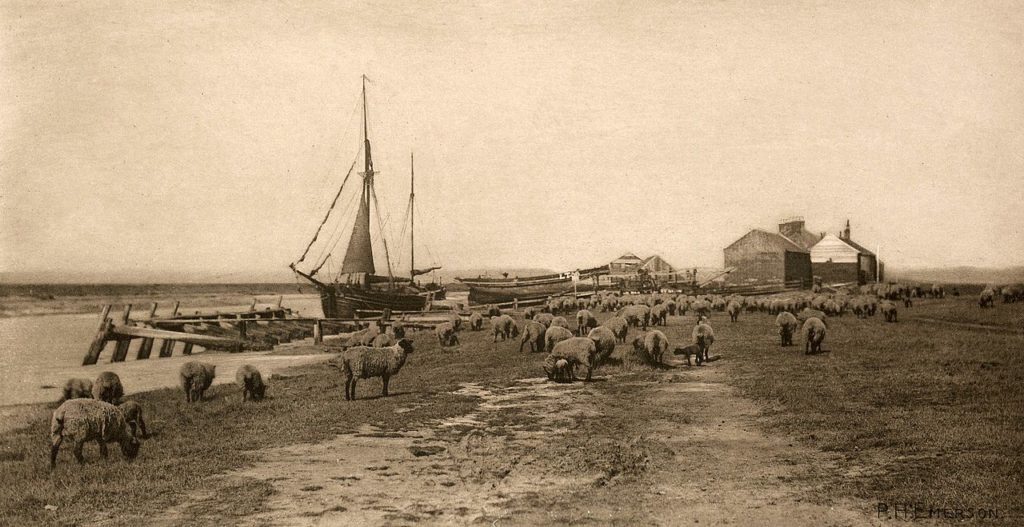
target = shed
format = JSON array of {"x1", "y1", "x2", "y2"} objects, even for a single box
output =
[{"x1": 723, "y1": 229, "x2": 812, "y2": 287}]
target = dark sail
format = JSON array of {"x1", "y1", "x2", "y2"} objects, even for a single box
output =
[{"x1": 340, "y1": 184, "x2": 375, "y2": 275}]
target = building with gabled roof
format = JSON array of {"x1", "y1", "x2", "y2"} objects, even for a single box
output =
[
  {"x1": 809, "y1": 220, "x2": 881, "y2": 284},
  {"x1": 723, "y1": 228, "x2": 812, "y2": 287}
]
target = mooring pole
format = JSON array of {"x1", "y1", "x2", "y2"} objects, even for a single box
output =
[
  {"x1": 83, "y1": 305, "x2": 113, "y2": 365},
  {"x1": 314, "y1": 319, "x2": 323, "y2": 344}
]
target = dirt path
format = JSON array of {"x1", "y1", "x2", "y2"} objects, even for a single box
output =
[
  {"x1": 906, "y1": 316, "x2": 1023, "y2": 334},
  {"x1": 149, "y1": 364, "x2": 880, "y2": 526}
]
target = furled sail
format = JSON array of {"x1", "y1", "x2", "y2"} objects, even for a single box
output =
[{"x1": 340, "y1": 184, "x2": 375, "y2": 274}]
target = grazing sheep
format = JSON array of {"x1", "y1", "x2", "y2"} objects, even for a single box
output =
[
  {"x1": 332, "y1": 339, "x2": 415, "y2": 401},
  {"x1": 50, "y1": 399, "x2": 140, "y2": 468},
  {"x1": 544, "y1": 326, "x2": 574, "y2": 353},
  {"x1": 803, "y1": 317, "x2": 827, "y2": 354},
  {"x1": 235, "y1": 364, "x2": 267, "y2": 402},
  {"x1": 587, "y1": 326, "x2": 616, "y2": 364},
  {"x1": 118, "y1": 400, "x2": 149, "y2": 438},
  {"x1": 618, "y1": 305, "x2": 650, "y2": 330},
  {"x1": 447, "y1": 313, "x2": 463, "y2": 332},
  {"x1": 390, "y1": 320, "x2": 406, "y2": 339},
  {"x1": 534, "y1": 312, "x2": 555, "y2": 328},
  {"x1": 673, "y1": 344, "x2": 703, "y2": 366},
  {"x1": 499, "y1": 314, "x2": 519, "y2": 339},
  {"x1": 179, "y1": 361, "x2": 216, "y2": 403},
  {"x1": 797, "y1": 308, "x2": 828, "y2": 325},
  {"x1": 576, "y1": 310, "x2": 598, "y2": 336},
  {"x1": 649, "y1": 304, "x2": 668, "y2": 327},
  {"x1": 468, "y1": 312, "x2": 484, "y2": 331},
  {"x1": 550, "y1": 316, "x2": 571, "y2": 330},
  {"x1": 490, "y1": 316, "x2": 508, "y2": 342},
  {"x1": 632, "y1": 330, "x2": 669, "y2": 365},
  {"x1": 91, "y1": 372, "x2": 124, "y2": 404},
  {"x1": 372, "y1": 332, "x2": 397, "y2": 347},
  {"x1": 880, "y1": 301, "x2": 898, "y2": 323},
  {"x1": 436, "y1": 321, "x2": 460, "y2": 346},
  {"x1": 979, "y1": 289, "x2": 995, "y2": 308},
  {"x1": 549, "y1": 337, "x2": 599, "y2": 381},
  {"x1": 726, "y1": 301, "x2": 741, "y2": 323},
  {"x1": 61, "y1": 378, "x2": 93, "y2": 402},
  {"x1": 523, "y1": 306, "x2": 539, "y2": 319},
  {"x1": 519, "y1": 320, "x2": 547, "y2": 353},
  {"x1": 665, "y1": 299, "x2": 678, "y2": 316},
  {"x1": 691, "y1": 322, "x2": 715, "y2": 364},
  {"x1": 542, "y1": 355, "x2": 573, "y2": 383},
  {"x1": 602, "y1": 316, "x2": 629, "y2": 343},
  {"x1": 775, "y1": 312, "x2": 799, "y2": 347},
  {"x1": 691, "y1": 300, "x2": 711, "y2": 318},
  {"x1": 486, "y1": 304, "x2": 502, "y2": 317}
]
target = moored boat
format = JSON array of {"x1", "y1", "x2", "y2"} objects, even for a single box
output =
[{"x1": 456, "y1": 266, "x2": 609, "y2": 305}]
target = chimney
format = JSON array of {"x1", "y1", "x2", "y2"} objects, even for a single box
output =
[
  {"x1": 842, "y1": 219, "x2": 851, "y2": 240},
  {"x1": 778, "y1": 217, "x2": 805, "y2": 240}
]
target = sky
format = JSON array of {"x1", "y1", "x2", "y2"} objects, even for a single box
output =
[{"x1": 1, "y1": 1, "x2": 1022, "y2": 282}]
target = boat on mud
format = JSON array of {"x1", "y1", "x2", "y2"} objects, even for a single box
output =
[
  {"x1": 456, "y1": 266, "x2": 609, "y2": 305},
  {"x1": 291, "y1": 77, "x2": 445, "y2": 318}
]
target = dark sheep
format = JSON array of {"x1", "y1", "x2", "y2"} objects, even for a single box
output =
[
  {"x1": 235, "y1": 364, "x2": 267, "y2": 402},
  {"x1": 91, "y1": 372, "x2": 124, "y2": 405}
]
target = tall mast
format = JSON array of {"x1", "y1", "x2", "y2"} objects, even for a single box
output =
[
  {"x1": 362, "y1": 75, "x2": 373, "y2": 201},
  {"x1": 410, "y1": 152, "x2": 415, "y2": 279},
  {"x1": 340, "y1": 75, "x2": 376, "y2": 276}
]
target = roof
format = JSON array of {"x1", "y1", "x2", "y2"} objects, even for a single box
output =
[
  {"x1": 611, "y1": 252, "x2": 643, "y2": 263},
  {"x1": 640, "y1": 254, "x2": 675, "y2": 271},
  {"x1": 725, "y1": 229, "x2": 809, "y2": 254},
  {"x1": 810, "y1": 234, "x2": 876, "y2": 260},
  {"x1": 840, "y1": 237, "x2": 875, "y2": 256},
  {"x1": 787, "y1": 229, "x2": 823, "y2": 250}
]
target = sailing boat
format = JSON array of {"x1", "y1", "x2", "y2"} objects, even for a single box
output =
[{"x1": 291, "y1": 77, "x2": 444, "y2": 318}]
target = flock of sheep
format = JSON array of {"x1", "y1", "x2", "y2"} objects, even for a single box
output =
[{"x1": 49, "y1": 361, "x2": 266, "y2": 468}]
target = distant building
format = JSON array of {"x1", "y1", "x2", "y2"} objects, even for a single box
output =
[
  {"x1": 723, "y1": 226, "x2": 813, "y2": 287},
  {"x1": 608, "y1": 252, "x2": 644, "y2": 274},
  {"x1": 777, "y1": 217, "x2": 822, "y2": 250},
  {"x1": 809, "y1": 220, "x2": 881, "y2": 284},
  {"x1": 602, "y1": 252, "x2": 681, "y2": 286}
]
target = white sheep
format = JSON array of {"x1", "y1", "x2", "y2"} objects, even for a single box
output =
[
  {"x1": 332, "y1": 339, "x2": 415, "y2": 401},
  {"x1": 50, "y1": 398, "x2": 140, "y2": 469},
  {"x1": 550, "y1": 316, "x2": 571, "y2": 330},
  {"x1": 803, "y1": 317, "x2": 827, "y2": 354},
  {"x1": 726, "y1": 301, "x2": 741, "y2": 322},
  {"x1": 179, "y1": 361, "x2": 216, "y2": 403},
  {"x1": 576, "y1": 309, "x2": 598, "y2": 336},
  {"x1": 544, "y1": 325, "x2": 574, "y2": 353},
  {"x1": 469, "y1": 312, "x2": 484, "y2": 330},
  {"x1": 775, "y1": 311, "x2": 799, "y2": 347},
  {"x1": 235, "y1": 364, "x2": 266, "y2": 402},
  {"x1": 602, "y1": 316, "x2": 629, "y2": 343},
  {"x1": 91, "y1": 371, "x2": 124, "y2": 404},
  {"x1": 534, "y1": 313, "x2": 555, "y2": 328},
  {"x1": 548, "y1": 336, "x2": 599, "y2": 381},
  {"x1": 587, "y1": 326, "x2": 616, "y2": 364},
  {"x1": 436, "y1": 321, "x2": 460, "y2": 346},
  {"x1": 691, "y1": 321, "x2": 715, "y2": 364},
  {"x1": 631, "y1": 330, "x2": 670, "y2": 366},
  {"x1": 499, "y1": 314, "x2": 519, "y2": 339},
  {"x1": 879, "y1": 301, "x2": 898, "y2": 323},
  {"x1": 519, "y1": 320, "x2": 547, "y2": 353}
]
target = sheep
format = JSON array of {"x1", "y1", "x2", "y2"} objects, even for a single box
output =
[
  {"x1": 118, "y1": 400, "x2": 149, "y2": 438},
  {"x1": 549, "y1": 337, "x2": 599, "y2": 381},
  {"x1": 490, "y1": 316, "x2": 507, "y2": 342},
  {"x1": 602, "y1": 316, "x2": 629, "y2": 343},
  {"x1": 550, "y1": 316, "x2": 571, "y2": 330},
  {"x1": 587, "y1": 326, "x2": 616, "y2": 364},
  {"x1": 468, "y1": 312, "x2": 484, "y2": 331},
  {"x1": 332, "y1": 339, "x2": 415, "y2": 401},
  {"x1": 691, "y1": 321, "x2": 715, "y2": 364},
  {"x1": 880, "y1": 301, "x2": 898, "y2": 323},
  {"x1": 618, "y1": 305, "x2": 649, "y2": 330},
  {"x1": 672, "y1": 344, "x2": 703, "y2": 366},
  {"x1": 544, "y1": 325, "x2": 575, "y2": 353},
  {"x1": 91, "y1": 372, "x2": 124, "y2": 404},
  {"x1": 803, "y1": 317, "x2": 827, "y2": 354},
  {"x1": 797, "y1": 308, "x2": 828, "y2": 325},
  {"x1": 542, "y1": 355, "x2": 573, "y2": 383},
  {"x1": 61, "y1": 378, "x2": 93, "y2": 402},
  {"x1": 372, "y1": 332, "x2": 397, "y2": 347},
  {"x1": 447, "y1": 313, "x2": 463, "y2": 332},
  {"x1": 523, "y1": 306, "x2": 539, "y2": 320},
  {"x1": 50, "y1": 398, "x2": 140, "y2": 469},
  {"x1": 390, "y1": 320, "x2": 406, "y2": 339},
  {"x1": 179, "y1": 361, "x2": 216, "y2": 403},
  {"x1": 576, "y1": 309, "x2": 598, "y2": 336},
  {"x1": 534, "y1": 312, "x2": 555, "y2": 328},
  {"x1": 726, "y1": 301, "x2": 741, "y2": 323},
  {"x1": 235, "y1": 364, "x2": 267, "y2": 402},
  {"x1": 499, "y1": 314, "x2": 519, "y2": 339},
  {"x1": 436, "y1": 321, "x2": 460, "y2": 346},
  {"x1": 486, "y1": 304, "x2": 502, "y2": 317},
  {"x1": 665, "y1": 299, "x2": 678, "y2": 316},
  {"x1": 632, "y1": 330, "x2": 669, "y2": 365},
  {"x1": 775, "y1": 311, "x2": 799, "y2": 347},
  {"x1": 649, "y1": 304, "x2": 668, "y2": 327},
  {"x1": 519, "y1": 320, "x2": 547, "y2": 353}
]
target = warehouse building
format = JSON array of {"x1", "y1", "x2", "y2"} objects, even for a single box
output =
[
  {"x1": 809, "y1": 220, "x2": 881, "y2": 284},
  {"x1": 723, "y1": 225, "x2": 813, "y2": 287}
]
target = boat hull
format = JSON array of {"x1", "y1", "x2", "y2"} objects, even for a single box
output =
[
  {"x1": 317, "y1": 284, "x2": 442, "y2": 318},
  {"x1": 457, "y1": 266, "x2": 608, "y2": 305}
]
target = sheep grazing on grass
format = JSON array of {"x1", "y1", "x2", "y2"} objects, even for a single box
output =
[
  {"x1": 372, "y1": 333, "x2": 396, "y2": 347},
  {"x1": 880, "y1": 301, "x2": 898, "y2": 323},
  {"x1": 499, "y1": 314, "x2": 519, "y2": 339},
  {"x1": 632, "y1": 330, "x2": 669, "y2": 366},
  {"x1": 549, "y1": 337, "x2": 599, "y2": 381},
  {"x1": 534, "y1": 312, "x2": 555, "y2": 328},
  {"x1": 649, "y1": 304, "x2": 668, "y2": 327},
  {"x1": 587, "y1": 326, "x2": 616, "y2": 365},
  {"x1": 979, "y1": 289, "x2": 995, "y2": 308},
  {"x1": 50, "y1": 399, "x2": 140, "y2": 469},
  {"x1": 523, "y1": 306, "x2": 539, "y2": 320},
  {"x1": 543, "y1": 356, "x2": 573, "y2": 383},
  {"x1": 550, "y1": 316, "x2": 571, "y2": 330},
  {"x1": 118, "y1": 400, "x2": 149, "y2": 438},
  {"x1": 468, "y1": 312, "x2": 484, "y2": 331},
  {"x1": 576, "y1": 310, "x2": 598, "y2": 336},
  {"x1": 519, "y1": 320, "x2": 547, "y2": 353},
  {"x1": 435, "y1": 321, "x2": 459, "y2": 346},
  {"x1": 486, "y1": 304, "x2": 502, "y2": 317},
  {"x1": 726, "y1": 301, "x2": 741, "y2": 323},
  {"x1": 544, "y1": 325, "x2": 574, "y2": 353},
  {"x1": 332, "y1": 339, "x2": 415, "y2": 401},
  {"x1": 665, "y1": 299, "x2": 678, "y2": 316},
  {"x1": 179, "y1": 361, "x2": 216, "y2": 403},
  {"x1": 797, "y1": 308, "x2": 828, "y2": 325},
  {"x1": 775, "y1": 312, "x2": 799, "y2": 347},
  {"x1": 602, "y1": 316, "x2": 629, "y2": 343},
  {"x1": 61, "y1": 378, "x2": 93, "y2": 402},
  {"x1": 803, "y1": 317, "x2": 827, "y2": 355},
  {"x1": 91, "y1": 372, "x2": 124, "y2": 404},
  {"x1": 447, "y1": 313, "x2": 463, "y2": 332},
  {"x1": 390, "y1": 320, "x2": 406, "y2": 339},
  {"x1": 618, "y1": 305, "x2": 650, "y2": 330},
  {"x1": 235, "y1": 364, "x2": 267, "y2": 402},
  {"x1": 673, "y1": 344, "x2": 703, "y2": 366},
  {"x1": 691, "y1": 300, "x2": 711, "y2": 318},
  {"x1": 691, "y1": 321, "x2": 715, "y2": 364},
  {"x1": 490, "y1": 316, "x2": 508, "y2": 342}
]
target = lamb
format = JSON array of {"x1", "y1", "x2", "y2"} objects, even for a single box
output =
[
  {"x1": 50, "y1": 398, "x2": 140, "y2": 469},
  {"x1": 61, "y1": 378, "x2": 94, "y2": 402},
  {"x1": 602, "y1": 316, "x2": 629, "y2": 343},
  {"x1": 542, "y1": 355, "x2": 573, "y2": 383},
  {"x1": 235, "y1": 364, "x2": 267, "y2": 402},
  {"x1": 549, "y1": 337, "x2": 599, "y2": 381},
  {"x1": 691, "y1": 321, "x2": 715, "y2": 364},
  {"x1": 91, "y1": 372, "x2": 124, "y2": 404},
  {"x1": 118, "y1": 400, "x2": 149, "y2": 438},
  {"x1": 632, "y1": 330, "x2": 669, "y2": 365},
  {"x1": 544, "y1": 325, "x2": 574, "y2": 353},
  {"x1": 550, "y1": 316, "x2": 571, "y2": 330},
  {"x1": 469, "y1": 312, "x2": 485, "y2": 331},
  {"x1": 332, "y1": 339, "x2": 415, "y2": 401},
  {"x1": 576, "y1": 310, "x2": 598, "y2": 335},
  {"x1": 726, "y1": 301, "x2": 741, "y2": 323},
  {"x1": 775, "y1": 311, "x2": 799, "y2": 347},
  {"x1": 519, "y1": 320, "x2": 547, "y2": 353},
  {"x1": 587, "y1": 326, "x2": 616, "y2": 364},
  {"x1": 179, "y1": 361, "x2": 216, "y2": 403},
  {"x1": 499, "y1": 314, "x2": 519, "y2": 339},
  {"x1": 534, "y1": 312, "x2": 555, "y2": 328},
  {"x1": 880, "y1": 301, "x2": 898, "y2": 323},
  {"x1": 803, "y1": 317, "x2": 827, "y2": 354},
  {"x1": 436, "y1": 321, "x2": 460, "y2": 346},
  {"x1": 672, "y1": 344, "x2": 703, "y2": 366}
]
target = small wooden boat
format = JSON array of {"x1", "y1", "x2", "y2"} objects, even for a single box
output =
[{"x1": 456, "y1": 265, "x2": 609, "y2": 305}]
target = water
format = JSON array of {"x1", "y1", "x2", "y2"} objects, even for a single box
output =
[{"x1": 0, "y1": 294, "x2": 326, "y2": 408}]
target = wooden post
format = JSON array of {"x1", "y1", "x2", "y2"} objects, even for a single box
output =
[
  {"x1": 159, "y1": 339, "x2": 175, "y2": 357},
  {"x1": 182, "y1": 343, "x2": 194, "y2": 355},
  {"x1": 136, "y1": 338, "x2": 155, "y2": 360},
  {"x1": 513, "y1": 298, "x2": 519, "y2": 311},
  {"x1": 275, "y1": 295, "x2": 283, "y2": 309},
  {"x1": 249, "y1": 299, "x2": 257, "y2": 311},
  {"x1": 83, "y1": 305, "x2": 113, "y2": 365},
  {"x1": 382, "y1": 307, "x2": 392, "y2": 321},
  {"x1": 238, "y1": 320, "x2": 247, "y2": 340},
  {"x1": 120, "y1": 304, "x2": 132, "y2": 324},
  {"x1": 170, "y1": 301, "x2": 180, "y2": 317},
  {"x1": 148, "y1": 302, "x2": 158, "y2": 319},
  {"x1": 314, "y1": 319, "x2": 323, "y2": 344},
  {"x1": 112, "y1": 338, "x2": 131, "y2": 362}
]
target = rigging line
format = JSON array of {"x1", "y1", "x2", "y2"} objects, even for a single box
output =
[
  {"x1": 307, "y1": 93, "x2": 363, "y2": 231},
  {"x1": 310, "y1": 183, "x2": 361, "y2": 271},
  {"x1": 293, "y1": 151, "x2": 360, "y2": 266},
  {"x1": 369, "y1": 184, "x2": 394, "y2": 282},
  {"x1": 311, "y1": 252, "x2": 332, "y2": 276}
]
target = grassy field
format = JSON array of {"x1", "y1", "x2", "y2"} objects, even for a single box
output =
[{"x1": 0, "y1": 295, "x2": 1020, "y2": 524}]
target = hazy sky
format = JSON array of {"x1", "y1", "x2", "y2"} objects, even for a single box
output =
[{"x1": 2, "y1": 1, "x2": 1022, "y2": 282}]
